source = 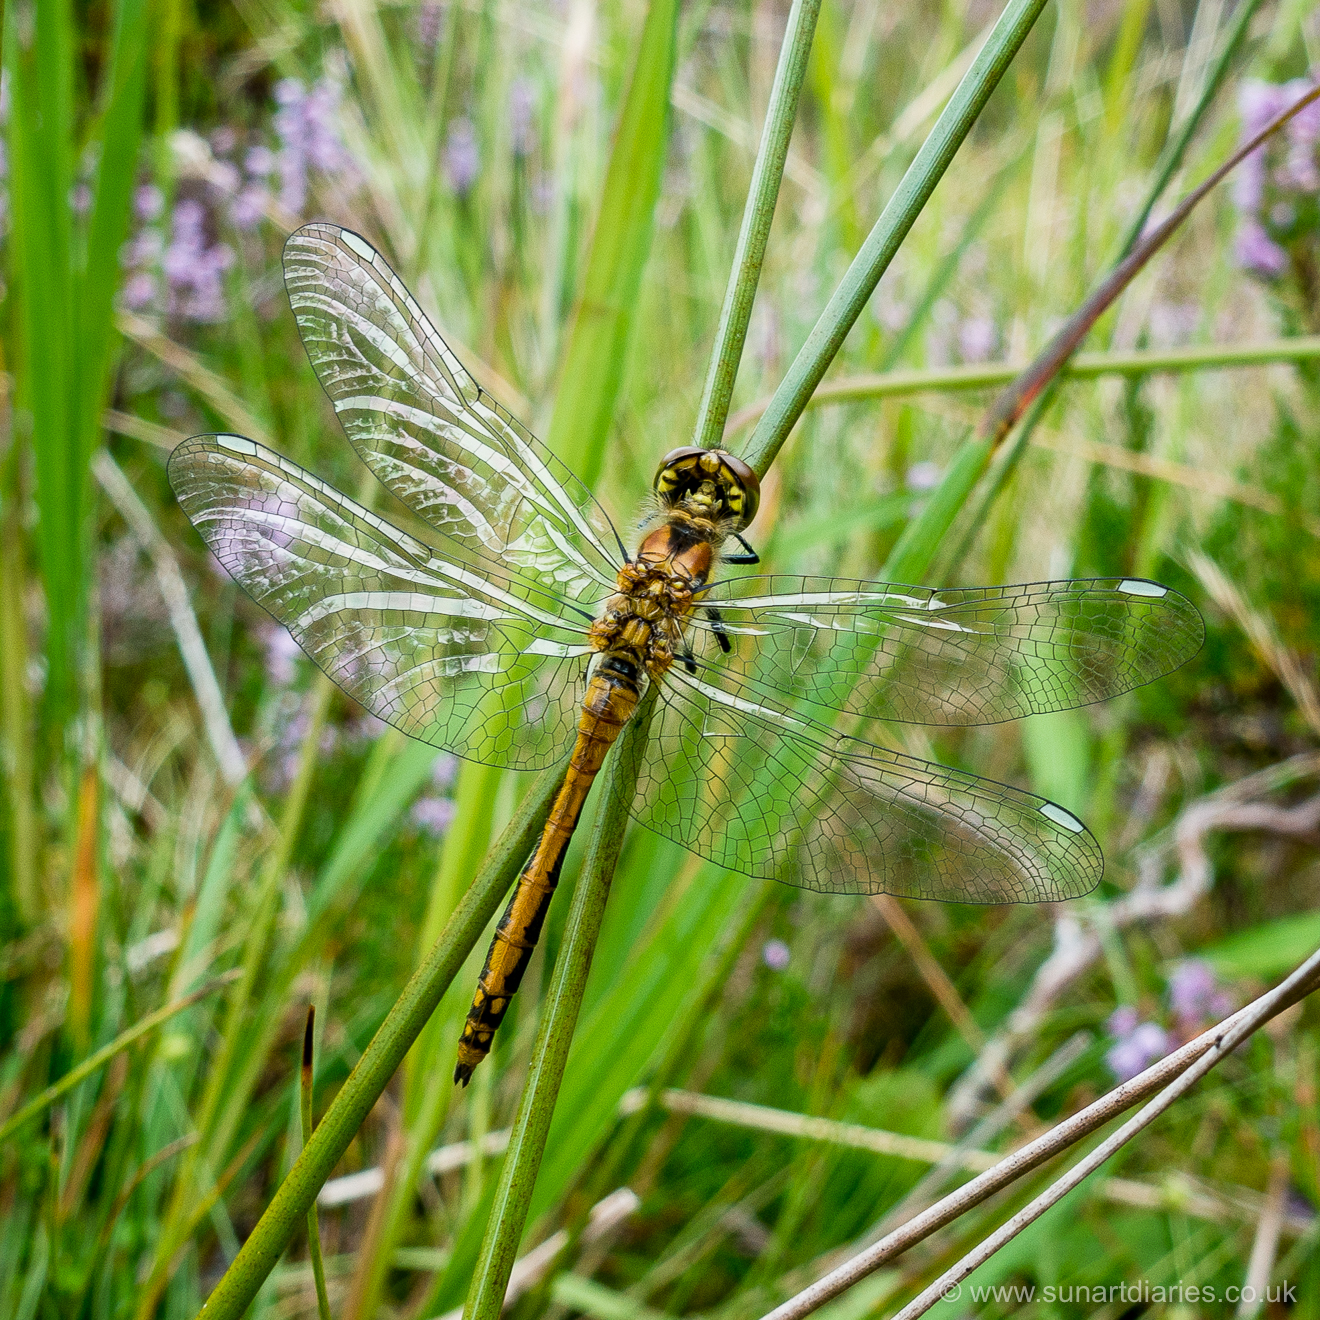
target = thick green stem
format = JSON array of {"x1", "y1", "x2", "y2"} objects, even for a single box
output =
[
  {"x1": 691, "y1": 0, "x2": 821, "y2": 450},
  {"x1": 740, "y1": 0, "x2": 1050, "y2": 478},
  {"x1": 462, "y1": 691, "x2": 658, "y2": 1320},
  {"x1": 194, "y1": 752, "x2": 569, "y2": 1320}
]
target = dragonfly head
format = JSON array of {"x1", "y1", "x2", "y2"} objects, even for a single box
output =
[{"x1": 653, "y1": 448, "x2": 760, "y2": 533}]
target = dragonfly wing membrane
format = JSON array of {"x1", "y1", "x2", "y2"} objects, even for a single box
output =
[
  {"x1": 691, "y1": 576, "x2": 1203, "y2": 726},
  {"x1": 283, "y1": 222, "x2": 621, "y2": 610},
  {"x1": 168, "y1": 434, "x2": 591, "y2": 770},
  {"x1": 632, "y1": 668, "x2": 1102, "y2": 903}
]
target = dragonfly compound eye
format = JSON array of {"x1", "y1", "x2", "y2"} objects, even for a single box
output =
[{"x1": 653, "y1": 447, "x2": 760, "y2": 531}]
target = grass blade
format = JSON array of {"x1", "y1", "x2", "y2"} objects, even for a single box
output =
[
  {"x1": 690, "y1": 0, "x2": 821, "y2": 449},
  {"x1": 192, "y1": 752, "x2": 568, "y2": 1320},
  {"x1": 300, "y1": 1008, "x2": 332, "y2": 1320},
  {"x1": 544, "y1": 0, "x2": 680, "y2": 486},
  {"x1": 0, "y1": 973, "x2": 239, "y2": 1145},
  {"x1": 740, "y1": 0, "x2": 1051, "y2": 477},
  {"x1": 463, "y1": 692, "x2": 658, "y2": 1320}
]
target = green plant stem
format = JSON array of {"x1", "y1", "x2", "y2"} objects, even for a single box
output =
[
  {"x1": 300, "y1": 1008, "x2": 332, "y2": 1320},
  {"x1": 690, "y1": 0, "x2": 821, "y2": 449},
  {"x1": 724, "y1": 336, "x2": 1320, "y2": 432},
  {"x1": 0, "y1": 973, "x2": 238, "y2": 1144},
  {"x1": 740, "y1": 0, "x2": 1050, "y2": 477},
  {"x1": 193, "y1": 751, "x2": 568, "y2": 1320},
  {"x1": 462, "y1": 691, "x2": 658, "y2": 1320}
]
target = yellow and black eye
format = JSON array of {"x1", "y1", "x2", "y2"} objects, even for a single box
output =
[{"x1": 653, "y1": 447, "x2": 760, "y2": 530}]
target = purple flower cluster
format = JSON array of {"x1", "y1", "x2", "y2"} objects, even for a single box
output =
[
  {"x1": 1233, "y1": 78, "x2": 1320, "y2": 281},
  {"x1": 410, "y1": 754, "x2": 460, "y2": 837},
  {"x1": 118, "y1": 77, "x2": 355, "y2": 321},
  {"x1": 1104, "y1": 962, "x2": 1233, "y2": 1083},
  {"x1": 122, "y1": 191, "x2": 234, "y2": 322},
  {"x1": 444, "y1": 117, "x2": 481, "y2": 196},
  {"x1": 1168, "y1": 959, "x2": 1233, "y2": 1032},
  {"x1": 1105, "y1": 1006, "x2": 1169, "y2": 1082}
]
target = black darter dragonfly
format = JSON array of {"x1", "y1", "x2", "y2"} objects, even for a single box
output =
[{"x1": 169, "y1": 224, "x2": 1203, "y2": 1085}]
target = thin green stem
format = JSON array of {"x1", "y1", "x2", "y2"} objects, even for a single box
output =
[
  {"x1": 193, "y1": 751, "x2": 569, "y2": 1320},
  {"x1": 462, "y1": 691, "x2": 659, "y2": 1320},
  {"x1": 740, "y1": 0, "x2": 1050, "y2": 478},
  {"x1": 691, "y1": 0, "x2": 820, "y2": 450},
  {"x1": 300, "y1": 1008, "x2": 332, "y2": 1320},
  {"x1": 0, "y1": 973, "x2": 238, "y2": 1144},
  {"x1": 724, "y1": 336, "x2": 1320, "y2": 433}
]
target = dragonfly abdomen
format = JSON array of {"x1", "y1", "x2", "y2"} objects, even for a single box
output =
[{"x1": 454, "y1": 662, "x2": 640, "y2": 1085}]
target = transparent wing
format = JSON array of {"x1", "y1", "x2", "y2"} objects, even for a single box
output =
[
  {"x1": 627, "y1": 667, "x2": 1102, "y2": 902},
  {"x1": 689, "y1": 575, "x2": 1203, "y2": 727},
  {"x1": 168, "y1": 434, "x2": 593, "y2": 769},
  {"x1": 283, "y1": 222, "x2": 623, "y2": 610}
]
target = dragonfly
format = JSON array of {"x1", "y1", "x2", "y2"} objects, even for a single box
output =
[{"x1": 169, "y1": 223, "x2": 1204, "y2": 1085}]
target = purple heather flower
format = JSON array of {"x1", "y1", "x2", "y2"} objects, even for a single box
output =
[
  {"x1": 263, "y1": 625, "x2": 301, "y2": 686},
  {"x1": 509, "y1": 80, "x2": 536, "y2": 157},
  {"x1": 1107, "y1": 1005, "x2": 1139, "y2": 1039},
  {"x1": 121, "y1": 272, "x2": 157, "y2": 311},
  {"x1": 958, "y1": 315, "x2": 997, "y2": 363},
  {"x1": 271, "y1": 77, "x2": 352, "y2": 215},
  {"x1": 1168, "y1": 959, "x2": 1233, "y2": 1030},
  {"x1": 412, "y1": 795, "x2": 457, "y2": 836},
  {"x1": 231, "y1": 185, "x2": 268, "y2": 230},
  {"x1": 135, "y1": 185, "x2": 164, "y2": 222},
  {"x1": 444, "y1": 117, "x2": 480, "y2": 195},
  {"x1": 161, "y1": 197, "x2": 234, "y2": 321},
  {"x1": 1106, "y1": 1013, "x2": 1168, "y2": 1082},
  {"x1": 1235, "y1": 219, "x2": 1288, "y2": 278},
  {"x1": 905, "y1": 461, "x2": 941, "y2": 492},
  {"x1": 431, "y1": 753, "x2": 458, "y2": 790},
  {"x1": 762, "y1": 939, "x2": 791, "y2": 971},
  {"x1": 211, "y1": 125, "x2": 238, "y2": 156},
  {"x1": 415, "y1": 0, "x2": 445, "y2": 47}
]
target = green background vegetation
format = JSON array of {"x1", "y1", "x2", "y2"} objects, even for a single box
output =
[{"x1": 2, "y1": 0, "x2": 1320, "y2": 1315}]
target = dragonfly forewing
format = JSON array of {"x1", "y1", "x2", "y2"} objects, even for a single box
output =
[
  {"x1": 283, "y1": 224, "x2": 623, "y2": 610},
  {"x1": 168, "y1": 433, "x2": 594, "y2": 770}
]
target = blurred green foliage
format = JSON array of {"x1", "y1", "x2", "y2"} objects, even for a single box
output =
[{"x1": 2, "y1": 0, "x2": 1320, "y2": 1316}]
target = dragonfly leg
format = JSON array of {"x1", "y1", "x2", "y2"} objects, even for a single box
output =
[
  {"x1": 705, "y1": 607, "x2": 733, "y2": 654},
  {"x1": 722, "y1": 533, "x2": 760, "y2": 565}
]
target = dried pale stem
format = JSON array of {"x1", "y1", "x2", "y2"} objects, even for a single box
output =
[
  {"x1": 761, "y1": 953, "x2": 1320, "y2": 1320},
  {"x1": 980, "y1": 81, "x2": 1320, "y2": 443},
  {"x1": 887, "y1": 947, "x2": 1320, "y2": 1320}
]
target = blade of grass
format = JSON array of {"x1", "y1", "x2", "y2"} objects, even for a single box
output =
[
  {"x1": 740, "y1": 0, "x2": 1051, "y2": 478},
  {"x1": 191, "y1": 751, "x2": 568, "y2": 1320},
  {"x1": 300, "y1": 1008, "x2": 332, "y2": 1320},
  {"x1": 690, "y1": 0, "x2": 821, "y2": 449},
  {"x1": 544, "y1": 0, "x2": 679, "y2": 487},
  {"x1": 462, "y1": 691, "x2": 659, "y2": 1320},
  {"x1": 0, "y1": 973, "x2": 239, "y2": 1145}
]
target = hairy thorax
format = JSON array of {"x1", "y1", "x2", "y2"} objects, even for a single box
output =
[{"x1": 588, "y1": 520, "x2": 715, "y2": 680}]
